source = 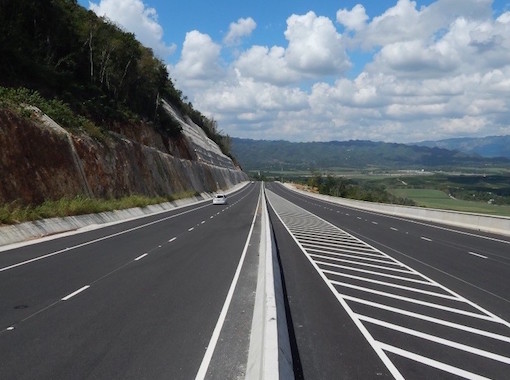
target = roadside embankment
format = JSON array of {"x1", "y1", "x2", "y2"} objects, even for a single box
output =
[
  {"x1": 284, "y1": 183, "x2": 510, "y2": 237},
  {"x1": 0, "y1": 182, "x2": 247, "y2": 249}
]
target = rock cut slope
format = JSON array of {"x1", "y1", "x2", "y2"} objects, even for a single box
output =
[{"x1": 0, "y1": 103, "x2": 247, "y2": 206}]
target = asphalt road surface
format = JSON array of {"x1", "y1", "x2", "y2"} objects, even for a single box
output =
[
  {"x1": 265, "y1": 182, "x2": 510, "y2": 380},
  {"x1": 0, "y1": 182, "x2": 261, "y2": 379}
]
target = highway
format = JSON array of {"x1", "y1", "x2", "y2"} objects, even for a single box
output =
[
  {"x1": 0, "y1": 182, "x2": 261, "y2": 379},
  {"x1": 2, "y1": 180, "x2": 510, "y2": 379},
  {"x1": 265, "y1": 182, "x2": 510, "y2": 379}
]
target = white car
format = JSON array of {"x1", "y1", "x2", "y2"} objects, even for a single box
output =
[{"x1": 213, "y1": 194, "x2": 227, "y2": 205}]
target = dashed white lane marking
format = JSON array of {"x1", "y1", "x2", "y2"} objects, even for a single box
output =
[
  {"x1": 391, "y1": 227, "x2": 398, "y2": 231},
  {"x1": 169, "y1": 237, "x2": 177, "y2": 243},
  {"x1": 6, "y1": 326, "x2": 14, "y2": 331},
  {"x1": 61, "y1": 285, "x2": 90, "y2": 301},
  {"x1": 468, "y1": 251, "x2": 488, "y2": 259},
  {"x1": 201, "y1": 221, "x2": 206, "y2": 224},
  {"x1": 134, "y1": 253, "x2": 148, "y2": 261},
  {"x1": 0, "y1": 201, "x2": 216, "y2": 273},
  {"x1": 372, "y1": 221, "x2": 378, "y2": 225},
  {"x1": 188, "y1": 227, "x2": 194, "y2": 232},
  {"x1": 421, "y1": 236, "x2": 432, "y2": 242}
]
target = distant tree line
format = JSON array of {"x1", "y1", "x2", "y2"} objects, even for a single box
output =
[
  {"x1": 0, "y1": 0, "x2": 232, "y2": 155},
  {"x1": 307, "y1": 174, "x2": 416, "y2": 205}
]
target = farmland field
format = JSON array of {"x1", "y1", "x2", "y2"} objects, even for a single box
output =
[{"x1": 389, "y1": 188, "x2": 510, "y2": 216}]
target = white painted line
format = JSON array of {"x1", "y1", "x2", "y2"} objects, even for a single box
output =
[
  {"x1": 421, "y1": 236, "x2": 432, "y2": 242},
  {"x1": 134, "y1": 253, "x2": 148, "y2": 261},
  {"x1": 307, "y1": 248, "x2": 403, "y2": 266},
  {"x1": 391, "y1": 227, "x2": 398, "y2": 231},
  {"x1": 210, "y1": 216, "x2": 214, "y2": 219},
  {"x1": 6, "y1": 326, "x2": 14, "y2": 331},
  {"x1": 0, "y1": 201, "x2": 215, "y2": 272},
  {"x1": 325, "y1": 270, "x2": 457, "y2": 300},
  {"x1": 379, "y1": 342, "x2": 491, "y2": 380},
  {"x1": 201, "y1": 221, "x2": 206, "y2": 224},
  {"x1": 266, "y1": 192, "x2": 404, "y2": 380},
  {"x1": 195, "y1": 186, "x2": 261, "y2": 380},
  {"x1": 169, "y1": 237, "x2": 177, "y2": 243},
  {"x1": 469, "y1": 251, "x2": 488, "y2": 259},
  {"x1": 188, "y1": 227, "x2": 194, "y2": 232},
  {"x1": 309, "y1": 253, "x2": 412, "y2": 274},
  {"x1": 331, "y1": 280, "x2": 495, "y2": 321},
  {"x1": 372, "y1": 221, "x2": 378, "y2": 225},
  {"x1": 357, "y1": 217, "x2": 362, "y2": 220},
  {"x1": 315, "y1": 260, "x2": 431, "y2": 285},
  {"x1": 361, "y1": 315, "x2": 510, "y2": 364},
  {"x1": 342, "y1": 294, "x2": 510, "y2": 344},
  {"x1": 62, "y1": 285, "x2": 90, "y2": 301}
]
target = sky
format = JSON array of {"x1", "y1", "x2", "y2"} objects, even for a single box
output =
[{"x1": 77, "y1": 0, "x2": 510, "y2": 143}]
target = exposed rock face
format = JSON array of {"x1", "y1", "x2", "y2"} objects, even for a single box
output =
[{"x1": 0, "y1": 106, "x2": 247, "y2": 205}]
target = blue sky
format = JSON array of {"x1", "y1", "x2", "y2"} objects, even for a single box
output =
[{"x1": 78, "y1": 0, "x2": 510, "y2": 143}]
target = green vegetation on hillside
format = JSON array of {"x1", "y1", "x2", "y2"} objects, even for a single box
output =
[
  {"x1": 231, "y1": 138, "x2": 510, "y2": 171},
  {"x1": 304, "y1": 174, "x2": 416, "y2": 205},
  {"x1": 0, "y1": 0, "x2": 232, "y2": 156},
  {"x1": 0, "y1": 191, "x2": 198, "y2": 225}
]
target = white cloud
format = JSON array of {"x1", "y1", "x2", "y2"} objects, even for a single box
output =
[
  {"x1": 235, "y1": 46, "x2": 300, "y2": 85},
  {"x1": 284, "y1": 12, "x2": 351, "y2": 75},
  {"x1": 170, "y1": 1, "x2": 510, "y2": 143},
  {"x1": 88, "y1": 0, "x2": 176, "y2": 59},
  {"x1": 173, "y1": 30, "x2": 224, "y2": 89},
  {"x1": 336, "y1": 4, "x2": 368, "y2": 31},
  {"x1": 224, "y1": 17, "x2": 256, "y2": 46}
]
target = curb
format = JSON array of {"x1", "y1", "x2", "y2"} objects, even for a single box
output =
[
  {"x1": 246, "y1": 184, "x2": 294, "y2": 379},
  {"x1": 284, "y1": 183, "x2": 510, "y2": 237},
  {"x1": 0, "y1": 182, "x2": 248, "y2": 250}
]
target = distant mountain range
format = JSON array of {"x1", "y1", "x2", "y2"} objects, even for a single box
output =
[
  {"x1": 413, "y1": 135, "x2": 510, "y2": 159},
  {"x1": 231, "y1": 137, "x2": 510, "y2": 172}
]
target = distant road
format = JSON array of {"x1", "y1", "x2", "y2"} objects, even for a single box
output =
[
  {"x1": 0, "y1": 182, "x2": 261, "y2": 379},
  {"x1": 266, "y1": 182, "x2": 510, "y2": 379}
]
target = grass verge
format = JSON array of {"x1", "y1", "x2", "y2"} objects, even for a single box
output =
[
  {"x1": 389, "y1": 188, "x2": 510, "y2": 217},
  {"x1": 0, "y1": 192, "x2": 198, "y2": 225}
]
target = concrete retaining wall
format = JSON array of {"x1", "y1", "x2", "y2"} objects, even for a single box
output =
[
  {"x1": 284, "y1": 183, "x2": 510, "y2": 237},
  {"x1": 0, "y1": 183, "x2": 247, "y2": 249}
]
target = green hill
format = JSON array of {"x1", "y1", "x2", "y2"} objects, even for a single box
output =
[
  {"x1": 0, "y1": 0, "x2": 231, "y2": 157},
  {"x1": 231, "y1": 138, "x2": 510, "y2": 171}
]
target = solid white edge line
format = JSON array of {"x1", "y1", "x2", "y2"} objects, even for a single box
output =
[
  {"x1": 61, "y1": 285, "x2": 90, "y2": 301},
  {"x1": 378, "y1": 342, "x2": 491, "y2": 380},
  {"x1": 194, "y1": 185, "x2": 261, "y2": 380},
  {"x1": 266, "y1": 190, "x2": 405, "y2": 380}
]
